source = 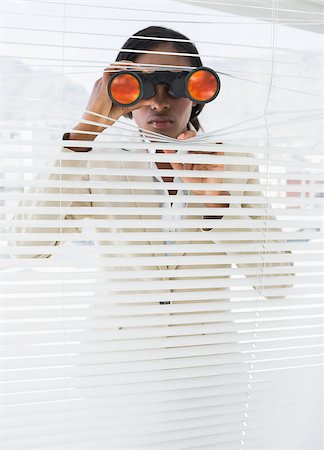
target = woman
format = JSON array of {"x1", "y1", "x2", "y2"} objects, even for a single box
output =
[
  {"x1": 12, "y1": 26, "x2": 293, "y2": 449},
  {"x1": 65, "y1": 26, "x2": 207, "y2": 144},
  {"x1": 14, "y1": 24, "x2": 291, "y2": 284},
  {"x1": 64, "y1": 26, "x2": 228, "y2": 209}
]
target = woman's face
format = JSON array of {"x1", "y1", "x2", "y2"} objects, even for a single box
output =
[{"x1": 131, "y1": 46, "x2": 195, "y2": 139}]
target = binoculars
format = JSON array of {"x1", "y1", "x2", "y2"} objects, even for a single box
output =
[{"x1": 107, "y1": 66, "x2": 220, "y2": 107}]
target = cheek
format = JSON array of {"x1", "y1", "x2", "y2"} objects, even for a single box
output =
[
  {"x1": 174, "y1": 99, "x2": 193, "y2": 120},
  {"x1": 132, "y1": 109, "x2": 146, "y2": 124}
]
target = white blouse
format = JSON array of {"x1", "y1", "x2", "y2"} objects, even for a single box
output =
[{"x1": 146, "y1": 146, "x2": 189, "y2": 246}]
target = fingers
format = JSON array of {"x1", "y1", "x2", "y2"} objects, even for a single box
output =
[
  {"x1": 103, "y1": 62, "x2": 126, "y2": 80},
  {"x1": 177, "y1": 130, "x2": 197, "y2": 140},
  {"x1": 102, "y1": 61, "x2": 134, "y2": 84},
  {"x1": 103, "y1": 60, "x2": 143, "y2": 77},
  {"x1": 163, "y1": 130, "x2": 196, "y2": 156}
]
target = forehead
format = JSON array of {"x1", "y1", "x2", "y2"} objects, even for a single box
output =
[{"x1": 135, "y1": 47, "x2": 191, "y2": 69}]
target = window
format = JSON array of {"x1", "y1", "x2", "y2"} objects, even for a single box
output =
[{"x1": 1, "y1": 1, "x2": 323, "y2": 449}]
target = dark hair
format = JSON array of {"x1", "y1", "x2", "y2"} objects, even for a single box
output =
[{"x1": 116, "y1": 26, "x2": 204, "y2": 132}]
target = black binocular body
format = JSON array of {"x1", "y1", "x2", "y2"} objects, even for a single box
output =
[{"x1": 107, "y1": 66, "x2": 221, "y2": 107}]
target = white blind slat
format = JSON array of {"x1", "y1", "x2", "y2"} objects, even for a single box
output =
[{"x1": 2, "y1": 1, "x2": 323, "y2": 448}]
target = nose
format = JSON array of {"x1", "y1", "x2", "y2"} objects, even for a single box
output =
[{"x1": 149, "y1": 84, "x2": 170, "y2": 110}]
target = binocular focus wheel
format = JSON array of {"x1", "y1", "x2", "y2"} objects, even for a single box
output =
[{"x1": 108, "y1": 72, "x2": 143, "y2": 107}]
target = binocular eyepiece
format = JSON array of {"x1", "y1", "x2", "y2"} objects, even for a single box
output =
[{"x1": 107, "y1": 66, "x2": 221, "y2": 107}]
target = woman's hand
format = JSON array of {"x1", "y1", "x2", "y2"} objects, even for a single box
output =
[
  {"x1": 163, "y1": 130, "x2": 229, "y2": 207},
  {"x1": 82, "y1": 60, "x2": 146, "y2": 128},
  {"x1": 67, "y1": 61, "x2": 149, "y2": 150}
]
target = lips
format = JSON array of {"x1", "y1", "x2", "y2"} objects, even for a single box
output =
[
  {"x1": 148, "y1": 115, "x2": 174, "y2": 130},
  {"x1": 148, "y1": 115, "x2": 174, "y2": 124}
]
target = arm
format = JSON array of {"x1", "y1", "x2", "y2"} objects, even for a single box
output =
[
  {"x1": 9, "y1": 148, "x2": 92, "y2": 259},
  {"x1": 166, "y1": 132, "x2": 294, "y2": 299},
  {"x1": 9, "y1": 61, "x2": 149, "y2": 258},
  {"x1": 202, "y1": 159, "x2": 295, "y2": 299}
]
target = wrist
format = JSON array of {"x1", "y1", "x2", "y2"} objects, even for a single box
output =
[
  {"x1": 82, "y1": 103, "x2": 114, "y2": 129},
  {"x1": 72, "y1": 121, "x2": 106, "y2": 140}
]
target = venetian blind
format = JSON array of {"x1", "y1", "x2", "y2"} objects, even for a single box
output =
[{"x1": 1, "y1": 1, "x2": 323, "y2": 449}]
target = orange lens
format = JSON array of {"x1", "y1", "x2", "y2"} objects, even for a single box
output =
[
  {"x1": 187, "y1": 69, "x2": 218, "y2": 102},
  {"x1": 110, "y1": 73, "x2": 141, "y2": 105}
]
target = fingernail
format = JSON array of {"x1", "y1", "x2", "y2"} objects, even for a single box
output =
[{"x1": 178, "y1": 133, "x2": 185, "y2": 139}]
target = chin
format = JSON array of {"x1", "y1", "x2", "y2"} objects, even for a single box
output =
[{"x1": 146, "y1": 125, "x2": 177, "y2": 138}]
